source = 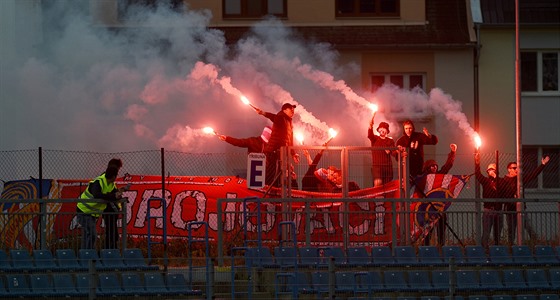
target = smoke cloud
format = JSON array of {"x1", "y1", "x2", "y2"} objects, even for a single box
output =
[{"x1": 0, "y1": 1, "x2": 476, "y2": 153}]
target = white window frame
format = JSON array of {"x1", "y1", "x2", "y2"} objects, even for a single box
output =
[
  {"x1": 370, "y1": 73, "x2": 426, "y2": 92},
  {"x1": 521, "y1": 50, "x2": 560, "y2": 96}
]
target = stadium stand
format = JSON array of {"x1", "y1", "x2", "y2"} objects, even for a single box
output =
[
  {"x1": 32, "y1": 249, "x2": 59, "y2": 272},
  {"x1": 465, "y1": 245, "x2": 488, "y2": 266},
  {"x1": 121, "y1": 248, "x2": 159, "y2": 271},
  {"x1": 29, "y1": 273, "x2": 57, "y2": 296},
  {"x1": 121, "y1": 272, "x2": 147, "y2": 296},
  {"x1": 442, "y1": 245, "x2": 466, "y2": 264},
  {"x1": 55, "y1": 249, "x2": 84, "y2": 271},
  {"x1": 394, "y1": 245, "x2": 418, "y2": 266},
  {"x1": 456, "y1": 269, "x2": 480, "y2": 291},
  {"x1": 489, "y1": 245, "x2": 514, "y2": 265},
  {"x1": 534, "y1": 246, "x2": 560, "y2": 266},
  {"x1": 299, "y1": 247, "x2": 321, "y2": 268},
  {"x1": 371, "y1": 246, "x2": 396, "y2": 266},
  {"x1": 0, "y1": 250, "x2": 12, "y2": 272},
  {"x1": 512, "y1": 246, "x2": 537, "y2": 266},
  {"x1": 273, "y1": 246, "x2": 298, "y2": 268},
  {"x1": 324, "y1": 247, "x2": 348, "y2": 267},
  {"x1": 347, "y1": 247, "x2": 372, "y2": 267},
  {"x1": 99, "y1": 249, "x2": 127, "y2": 271},
  {"x1": 3, "y1": 243, "x2": 560, "y2": 299},
  {"x1": 418, "y1": 246, "x2": 445, "y2": 266},
  {"x1": 9, "y1": 250, "x2": 34, "y2": 272},
  {"x1": 6, "y1": 273, "x2": 33, "y2": 297},
  {"x1": 52, "y1": 273, "x2": 84, "y2": 297},
  {"x1": 479, "y1": 269, "x2": 505, "y2": 291},
  {"x1": 78, "y1": 249, "x2": 100, "y2": 269}
]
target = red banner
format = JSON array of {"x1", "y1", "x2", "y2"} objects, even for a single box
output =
[{"x1": 2, "y1": 176, "x2": 401, "y2": 248}]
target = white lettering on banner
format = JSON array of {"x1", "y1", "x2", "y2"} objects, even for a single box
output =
[
  {"x1": 134, "y1": 190, "x2": 151, "y2": 227},
  {"x1": 374, "y1": 202, "x2": 386, "y2": 235},
  {"x1": 293, "y1": 208, "x2": 303, "y2": 234},
  {"x1": 70, "y1": 215, "x2": 79, "y2": 230},
  {"x1": 345, "y1": 202, "x2": 371, "y2": 236},
  {"x1": 171, "y1": 191, "x2": 194, "y2": 229},
  {"x1": 172, "y1": 191, "x2": 191, "y2": 229},
  {"x1": 129, "y1": 189, "x2": 212, "y2": 231},
  {"x1": 120, "y1": 190, "x2": 137, "y2": 226},
  {"x1": 240, "y1": 202, "x2": 275, "y2": 232},
  {"x1": 212, "y1": 193, "x2": 239, "y2": 231},
  {"x1": 134, "y1": 189, "x2": 171, "y2": 229},
  {"x1": 309, "y1": 209, "x2": 335, "y2": 234},
  {"x1": 193, "y1": 191, "x2": 207, "y2": 228},
  {"x1": 121, "y1": 187, "x2": 386, "y2": 238}
]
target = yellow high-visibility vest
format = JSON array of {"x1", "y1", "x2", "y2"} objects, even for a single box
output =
[{"x1": 77, "y1": 174, "x2": 116, "y2": 217}]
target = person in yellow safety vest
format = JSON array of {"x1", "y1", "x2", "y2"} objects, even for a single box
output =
[
  {"x1": 77, "y1": 166, "x2": 122, "y2": 249},
  {"x1": 103, "y1": 158, "x2": 123, "y2": 249}
]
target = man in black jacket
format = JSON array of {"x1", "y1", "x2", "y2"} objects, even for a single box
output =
[
  {"x1": 255, "y1": 103, "x2": 300, "y2": 186},
  {"x1": 500, "y1": 156, "x2": 550, "y2": 244},
  {"x1": 475, "y1": 154, "x2": 503, "y2": 248},
  {"x1": 396, "y1": 120, "x2": 439, "y2": 178}
]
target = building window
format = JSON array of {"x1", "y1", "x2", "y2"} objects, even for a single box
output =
[
  {"x1": 522, "y1": 146, "x2": 560, "y2": 189},
  {"x1": 521, "y1": 51, "x2": 559, "y2": 93},
  {"x1": 118, "y1": 0, "x2": 184, "y2": 19},
  {"x1": 371, "y1": 74, "x2": 425, "y2": 93},
  {"x1": 223, "y1": 0, "x2": 287, "y2": 19},
  {"x1": 336, "y1": 0, "x2": 399, "y2": 17}
]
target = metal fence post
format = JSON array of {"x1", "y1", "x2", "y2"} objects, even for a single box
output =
[
  {"x1": 121, "y1": 198, "x2": 127, "y2": 250},
  {"x1": 39, "y1": 147, "x2": 47, "y2": 250},
  {"x1": 161, "y1": 147, "x2": 168, "y2": 271}
]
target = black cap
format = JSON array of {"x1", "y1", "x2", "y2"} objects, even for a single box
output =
[
  {"x1": 377, "y1": 122, "x2": 390, "y2": 134},
  {"x1": 281, "y1": 103, "x2": 297, "y2": 110}
]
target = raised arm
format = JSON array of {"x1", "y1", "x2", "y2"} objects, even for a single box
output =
[
  {"x1": 439, "y1": 143, "x2": 457, "y2": 174},
  {"x1": 523, "y1": 155, "x2": 551, "y2": 184},
  {"x1": 254, "y1": 107, "x2": 275, "y2": 122}
]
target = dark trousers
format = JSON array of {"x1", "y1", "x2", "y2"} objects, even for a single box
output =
[
  {"x1": 504, "y1": 203, "x2": 536, "y2": 244},
  {"x1": 103, "y1": 212, "x2": 119, "y2": 249},
  {"x1": 481, "y1": 207, "x2": 502, "y2": 247},
  {"x1": 424, "y1": 213, "x2": 447, "y2": 246},
  {"x1": 265, "y1": 151, "x2": 280, "y2": 187}
]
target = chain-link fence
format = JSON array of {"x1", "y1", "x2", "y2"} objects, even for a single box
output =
[
  {"x1": 1, "y1": 148, "x2": 558, "y2": 197},
  {"x1": 1, "y1": 148, "x2": 559, "y2": 256}
]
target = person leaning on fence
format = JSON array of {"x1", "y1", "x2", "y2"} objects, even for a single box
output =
[
  {"x1": 474, "y1": 154, "x2": 504, "y2": 248},
  {"x1": 103, "y1": 158, "x2": 123, "y2": 249},
  {"x1": 500, "y1": 156, "x2": 550, "y2": 245},
  {"x1": 77, "y1": 166, "x2": 122, "y2": 249}
]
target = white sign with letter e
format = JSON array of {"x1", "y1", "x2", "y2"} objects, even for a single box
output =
[{"x1": 247, "y1": 153, "x2": 266, "y2": 188}]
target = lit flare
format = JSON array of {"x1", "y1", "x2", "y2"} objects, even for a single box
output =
[
  {"x1": 203, "y1": 127, "x2": 218, "y2": 135},
  {"x1": 295, "y1": 132, "x2": 304, "y2": 145},
  {"x1": 474, "y1": 133, "x2": 482, "y2": 149},
  {"x1": 240, "y1": 95, "x2": 257, "y2": 110},
  {"x1": 325, "y1": 128, "x2": 338, "y2": 144},
  {"x1": 369, "y1": 103, "x2": 378, "y2": 112}
]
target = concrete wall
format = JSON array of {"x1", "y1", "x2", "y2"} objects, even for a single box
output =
[
  {"x1": 478, "y1": 29, "x2": 517, "y2": 154},
  {"x1": 479, "y1": 27, "x2": 560, "y2": 152}
]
